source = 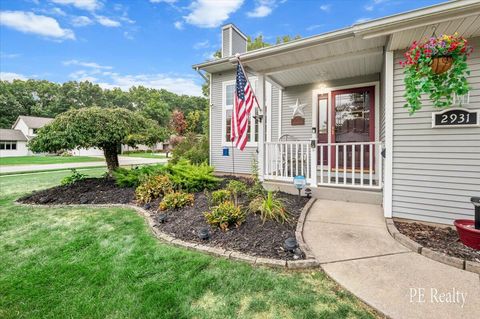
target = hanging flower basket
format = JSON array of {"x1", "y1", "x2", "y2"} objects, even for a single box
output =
[
  {"x1": 401, "y1": 33, "x2": 473, "y2": 114},
  {"x1": 430, "y1": 56, "x2": 453, "y2": 74}
]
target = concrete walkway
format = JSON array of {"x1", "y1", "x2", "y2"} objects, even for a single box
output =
[
  {"x1": 0, "y1": 156, "x2": 167, "y2": 174},
  {"x1": 303, "y1": 200, "x2": 480, "y2": 319}
]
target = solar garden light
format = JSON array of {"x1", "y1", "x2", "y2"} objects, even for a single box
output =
[
  {"x1": 293, "y1": 175, "x2": 306, "y2": 199},
  {"x1": 305, "y1": 188, "x2": 312, "y2": 198},
  {"x1": 157, "y1": 213, "x2": 167, "y2": 223},
  {"x1": 284, "y1": 237, "x2": 298, "y2": 252},
  {"x1": 198, "y1": 227, "x2": 210, "y2": 240},
  {"x1": 472, "y1": 197, "x2": 480, "y2": 230}
]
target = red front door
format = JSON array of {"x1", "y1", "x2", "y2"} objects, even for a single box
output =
[{"x1": 331, "y1": 86, "x2": 375, "y2": 170}]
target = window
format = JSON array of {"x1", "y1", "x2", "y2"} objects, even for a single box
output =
[
  {"x1": 0, "y1": 141, "x2": 17, "y2": 151},
  {"x1": 222, "y1": 80, "x2": 258, "y2": 146}
]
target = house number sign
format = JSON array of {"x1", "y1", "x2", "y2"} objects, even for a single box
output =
[{"x1": 432, "y1": 108, "x2": 479, "y2": 128}]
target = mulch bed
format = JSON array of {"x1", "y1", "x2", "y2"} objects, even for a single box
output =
[
  {"x1": 19, "y1": 178, "x2": 135, "y2": 205},
  {"x1": 18, "y1": 176, "x2": 309, "y2": 260},
  {"x1": 395, "y1": 221, "x2": 480, "y2": 263}
]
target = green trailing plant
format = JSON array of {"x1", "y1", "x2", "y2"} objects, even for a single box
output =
[
  {"x1": 135, "y1": 175, "x2": 173, "y2": 204},
  {"x1": 61, "y1": 169, "x2": 87, "y2": 186},
  {"x1": 226, "y1": 180, "x2": 247, "y2": 206},
  {"x1": 204, "y1": 201, "x2": 246, "y2": 231},
  {"x1": 402, "y1": 33, "x2": 473, "y2": 114},
  {"x1": 211, "y1": 189, "x2": 231, "y2": 206},
  {"x1": 165, "y1": 160, "x2": 221, "y2": 192},
  {"x1": 159, "y1": 191, "x2": 194, "y2": 211},
  {"x1": 113, "y1": 164, "x2": 167, "y2": 188},
  {"x1": 249, "y1": 191, "x2": 288, "y2": 224}
]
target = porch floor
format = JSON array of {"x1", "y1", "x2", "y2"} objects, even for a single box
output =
[{"x1": 303, "y1": 200, "x2": 480, "y2": 319}]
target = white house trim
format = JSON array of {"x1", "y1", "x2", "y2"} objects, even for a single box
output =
[
  {"x1": 278, "y1": 88, "x2": 283, "y2": 139},
  {"x1": 209, "y1": 73, "x2": 213, "y2": 166},
  {"x1": 383, "y1": 51, "x2": 394, "y2": 218}
]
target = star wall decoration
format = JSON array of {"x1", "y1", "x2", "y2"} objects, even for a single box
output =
[{"x1": 289, "y1": 98, "x2": 307, "y2": 118}]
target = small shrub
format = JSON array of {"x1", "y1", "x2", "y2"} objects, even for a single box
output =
[
  {"x1": 204, "y1": 201, "x2": 246, "y2": 231},
  {"x1": 159, "y1": 191, "x2": 194, "y2": 211},
  {"x1": 247, "y1": 159, "x2": 266, "y2": 200},
  {"x1": 113, "y1": 164, "x2": 166, "y2": 188},
  {"x1": 211, "y1": 189, "x2": 231, "y2": 206},
  {"x1": 166, "y1": 160, "x2": 220, "y2": 192},
  {"x1": 249, "y1": 191, "x2": 288, "y2": 224},
  {"x1": 171, "y1": 133, "x2": 208, "y2": 165},
  {"x1": 135, "y1": 175, "x2": 173, "y2": 204},
  {"x1": 226, "y1": 180, "x2": 247, "y2": 206},
  {"x1": 61, "y1": 169, "x2": 87, "y2": 186}
]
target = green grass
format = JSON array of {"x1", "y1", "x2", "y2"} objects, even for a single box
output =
[
  {"x1": 122, "y1": 152, "x2": 166, "y2": 159},
  {"x1": 0, "y1": 170, "x2": 377, "y2": 319},
  {"x1": 0, "y1": 155, "x2": 104, "y2": 166}
]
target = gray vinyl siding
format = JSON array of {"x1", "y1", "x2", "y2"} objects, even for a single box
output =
[
  {"x1": 231, "y1": 29, "x2": 246, "y2": 55},
  {"x1": 222, "y1": 28, "x2": 230, "y2": 57},
  {"x1": 210, "y1": 71, "x2": 279, "y2": 174},
  {"x1": 391, "y1": 36, "x2": 480, "y2": 225}
]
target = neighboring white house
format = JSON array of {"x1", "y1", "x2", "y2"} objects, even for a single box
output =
[
  {"x1": 193, "y1": 0, "x2": 480, "y2": 225},
  {"x1": 0, "y1": 115, "x2": 105, "y2": 157}
]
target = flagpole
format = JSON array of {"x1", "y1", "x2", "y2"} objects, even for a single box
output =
[{"x1": 235, "y1": 54, "x2": 263, "y2": 115}]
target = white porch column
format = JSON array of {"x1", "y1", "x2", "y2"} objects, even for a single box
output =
[
  {"x1": 257, "y1": 73, "x2": 266, "y2": 181},
  {"x1": 383, "y1": 51, "x2": 394, "y2": 218}
]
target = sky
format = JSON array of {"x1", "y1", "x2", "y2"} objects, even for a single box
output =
[{"x1": 0, "y1": 0, "x2": 446, "y2": 96}]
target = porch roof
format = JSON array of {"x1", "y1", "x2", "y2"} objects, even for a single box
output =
[{"x1": 193, "y1": 0, "x2": 480, "y2": 87}]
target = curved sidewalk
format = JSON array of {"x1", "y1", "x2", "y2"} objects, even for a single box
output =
[{"x1": 303, "y1": 200, "x2": 480, "y2": 319}]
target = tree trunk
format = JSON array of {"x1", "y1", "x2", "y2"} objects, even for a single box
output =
[{"x1": 103, "y1": 144, "x2": 119, "y2": 175}]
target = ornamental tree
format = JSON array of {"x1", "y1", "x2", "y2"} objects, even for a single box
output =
[{"x1": 28, "y1": 107, "x2": 163, "y2": 173}]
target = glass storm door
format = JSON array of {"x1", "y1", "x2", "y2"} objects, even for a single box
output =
[{"x1": 331, "y1": 86, "x2": 375, "y2": 170}]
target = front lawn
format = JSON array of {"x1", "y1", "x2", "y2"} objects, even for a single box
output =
[
  {"x1": 122, "y1": 152, "x2": 167, "y2": 159},
  {"x1": 0, "y1": 170, "x2": 377, "y2": 319},
  {"x1": 0, "y1": 155, "x2": 103, "y2": 166}
]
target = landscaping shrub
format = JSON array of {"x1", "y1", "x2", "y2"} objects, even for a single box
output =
[
  {"x1": 171, "y1": 133, "x2": 208, "y2": 165},
  {"x1": 249, "y1": 191, "x2": 288, "y2": 224},
  {"x1": 211, "y1": 189, "x2": 231, "y2": 206},
  {"x1": 61, "y1": 169, "x2": 87, "y2": 186},
  {"x1": 159, "y1": 191, "x2": 194, "y2": 211},
  {"x1": 204, "y1": 201, "x2": 246, "y2": 231},
  {"x1": 166, "y1": 160, "x2": 220, "y2": 192},
  {"x1": 247, "y1": 159, "x2": 267, "y2": 200},
  {"x1": 226, "y1": 180, "x2": 247, "y2": 206},
  {"x1": 113, "y1": 164, "x2": 166, "y2": 188},
  {"x1": 135, "y1": 175, "x2": 173, "y2": 204}
]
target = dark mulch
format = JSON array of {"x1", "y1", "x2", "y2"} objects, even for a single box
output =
[
  {"x1": 18, "y1": 176, "x2": 310, "y2": 260},
  {"x1": 152, "y1": 191, "x2": 309, "y2": 260},
  {"x1": 18, "y1": 178, "x2": 135, "y2": 205},
  {"x1": 395, "y1": 221, "x2": 480, "y2": 262}
]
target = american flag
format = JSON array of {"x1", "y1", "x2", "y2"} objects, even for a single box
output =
[{"x1": 231, "y1": 62, "x2": 257, "y2": 151}]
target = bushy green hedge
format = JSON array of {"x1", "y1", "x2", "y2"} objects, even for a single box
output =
[
  {"x1": 171, "y1": 133, "x2": 208, "y2": 165},
  {"x1": 113, "y1": 164, "x2": 167, "y2": 187},
  {"x1": 165, "y1": 160, "x2": 220, "y2": 192}
]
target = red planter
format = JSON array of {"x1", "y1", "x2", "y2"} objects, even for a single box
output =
[{"x1": 454, "y1": 219, "x2": 480, "y2": 250}]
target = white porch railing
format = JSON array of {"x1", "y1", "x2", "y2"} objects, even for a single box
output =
[
  {"x1": 263, "y1": 141, "x2": 383, "y2": 189},
  {"x1": 317, "y1": 142, "x2": 383, "y2": 189},
  {"x1": 264, "y1": 141, "x2": 313, "y2": 184}
]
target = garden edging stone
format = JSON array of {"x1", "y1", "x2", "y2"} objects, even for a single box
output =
[
  {"x1": 295, "y1": 198, "x2": 317, "y2": 260},
  {"x1": 17, "y1": 202, "x2": 319, "y2": 269},
  {"x1": 386, "y1": 217, "x2": 480, "y2": 275}
]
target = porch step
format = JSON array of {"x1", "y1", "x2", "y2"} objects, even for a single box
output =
[{"x1": 262, "y1": 181, "x2": 382, "y2": 205}]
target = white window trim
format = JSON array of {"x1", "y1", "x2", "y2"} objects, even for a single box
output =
[{"x1": 221, "y1": 78, "x2": 258, "y2": 147}]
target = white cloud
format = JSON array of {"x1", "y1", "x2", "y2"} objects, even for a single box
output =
[
  {"x1": 248, "y1": 0, "x2": 278, "y2": 18},
  {"x1": 364, "y1": 5, "x2": 374, "y2": 11},
  {"x1": 150, "y1": 0, "x2": 178, "y2": 3},
  {"x1": 50, "y1": 0, "x2": 101, "y2": 11},
  {"x1": 184, "y1": 0, "x2": 244, "y2": 28},
  {"x1": 98, "y1": 73, "x2": 202, "y2": 96},
  {"x1": 355, "y1": 17, "x2": 372, "y2": 24},
  {"x1": 306, "y1": 24, "x2": 323, "y2": 31},
  {"x1": 320, "y1": 4, "x2": 331, "y2": 12},
  {"x1": 71, "y1": 15, "x2": 93, "y2": 27},
  {"x1": 95, "y1": 15, "x2": 121, "y2": 27},
  {"x1": 174, "y1": 21, "x2": 184, "y2": 30},
  {"x1": 0, "y1": 52, "x2": 20, "y2": 59},
  {"x1": 63, "y1": 60, "x2": 112, "y2": 69},
  {"x1": 0, "y1": 11, "x2": 75, "y2": 40},
  {"x1": 0, "y1": 72, "x2": 28, "y2": 81},
  {"x1": 194, "y1": 40, "x2": 210, "y2": 49}
]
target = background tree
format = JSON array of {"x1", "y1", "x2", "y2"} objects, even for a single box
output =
[
  {"x1": 170, "y1": 109, "x2": 187, "y2": 135},
  {"x1": 28, "y1": 107, "x2": 162, "y2": 173}
]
